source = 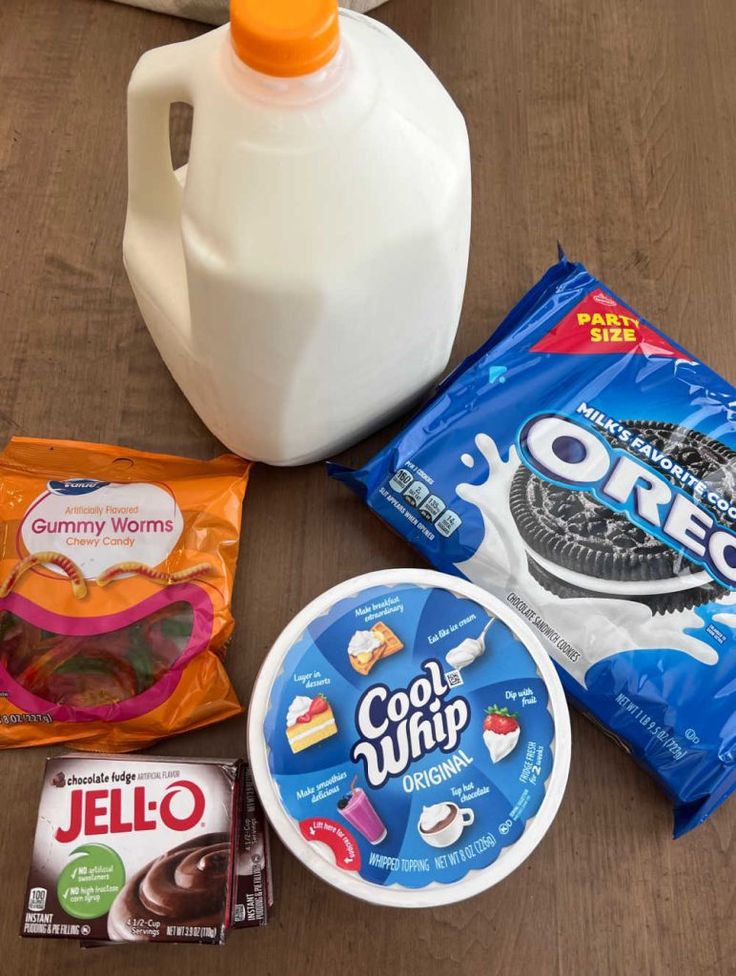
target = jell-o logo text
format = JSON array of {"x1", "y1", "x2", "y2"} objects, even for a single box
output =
[
  {"x1": 55, "y1": 780, "x2": 206, "y2": 843},
  {"x1": 351, "y1": 660, "x2": 470, "y2": 788}
]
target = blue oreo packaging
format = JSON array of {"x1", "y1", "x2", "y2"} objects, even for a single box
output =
[{"x1": 330, "y1": 252, "x2": 736, "y2": 837}]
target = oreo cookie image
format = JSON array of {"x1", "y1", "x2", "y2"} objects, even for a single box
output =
[{"x1": 510, "y1": 420, "x2": 736, "y2": 614}]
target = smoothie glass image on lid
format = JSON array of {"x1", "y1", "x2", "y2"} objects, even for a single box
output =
[{"x1": 247, "y1": 569, "x2": 571, "y2": 907}]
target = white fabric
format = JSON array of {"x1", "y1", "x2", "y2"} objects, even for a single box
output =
[{"x1": 108, "y1": 0, "x2": 385, "y2": 25}]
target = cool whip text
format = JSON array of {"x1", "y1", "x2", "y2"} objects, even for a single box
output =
[{"x1": 351, "y1": 660, "x2": 470, "y2": 788}]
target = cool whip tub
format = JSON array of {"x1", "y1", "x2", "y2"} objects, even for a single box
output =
[{"x1": 247, "y1": 569, "x2": 570, "y2": 907}]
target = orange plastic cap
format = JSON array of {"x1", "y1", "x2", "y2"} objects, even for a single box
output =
[{"x1": 230, "y1": 0, "x2": 340, "y2": 78}]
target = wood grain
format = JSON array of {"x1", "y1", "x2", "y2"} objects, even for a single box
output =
[{"x1": 1, "y1": 0, "x2": 735, "y2": 973}]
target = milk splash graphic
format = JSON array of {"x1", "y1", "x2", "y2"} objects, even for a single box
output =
[{"x1": 455, "y1": 434, "x2": 731, "y2": 685}]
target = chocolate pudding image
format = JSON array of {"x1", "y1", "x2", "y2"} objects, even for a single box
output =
[{"x1": 107, "y1": 832, "x2": 231, "y2": 943}]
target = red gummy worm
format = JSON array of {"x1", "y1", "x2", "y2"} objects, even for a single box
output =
[
  {"x1": 0, "y1": 551, "x2": 87, "y2": 599},
  {"x1": 96, "y1": 561, "x2": 212, "y2": 587}
]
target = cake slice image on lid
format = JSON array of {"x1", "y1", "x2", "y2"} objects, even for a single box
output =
[{"x1": 285, "y1": 694, "x2": 338, "y2": 754}]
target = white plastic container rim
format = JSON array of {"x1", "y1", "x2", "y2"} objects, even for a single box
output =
[{"x1": 247, "y1": 568, "x2": 572, "y2": 908}]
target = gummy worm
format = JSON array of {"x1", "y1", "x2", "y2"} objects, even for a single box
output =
[
  {"x1": 0, "y1": 551, "x2": 87, "y2": 599},
  {"x1": 96, "y1": 561, "x2": 213, "y2": 587}
]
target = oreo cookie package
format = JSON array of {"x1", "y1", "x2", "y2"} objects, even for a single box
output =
[{"x1": 330, "y1": 252, "x2": 736, "y2": 836}]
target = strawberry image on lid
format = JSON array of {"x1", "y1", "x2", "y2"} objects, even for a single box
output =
[{"x1": 483, "y1": 706, "x2": 520, "y2": 763}]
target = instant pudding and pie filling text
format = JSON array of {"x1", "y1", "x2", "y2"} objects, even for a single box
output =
[
  {"x1": 0, "y1": 437, "x2": 250, "y2": 751},
  {"x1": 332, "y1": 252, "x2": 736, "y2": 836}
]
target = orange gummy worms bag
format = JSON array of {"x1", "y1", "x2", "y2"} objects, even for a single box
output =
[{"x1": 0, "y1": 437, "x2": 251, "y2": 751}]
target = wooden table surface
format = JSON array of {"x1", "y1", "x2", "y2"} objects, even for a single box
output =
[{"x1": 2, "y1": 0, "x2": 736, "y2": 973}]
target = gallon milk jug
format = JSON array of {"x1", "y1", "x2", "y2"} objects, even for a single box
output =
[{"x1": 124, "y1": 0, "x2": 471, "y2": 465}]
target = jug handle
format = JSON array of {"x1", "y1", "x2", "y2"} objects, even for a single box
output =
[{"x1": 125, "y1": 42, "x2": 194, "y2": 339}]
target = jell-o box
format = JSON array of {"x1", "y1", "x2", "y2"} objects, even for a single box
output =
[{"x1": 21, "y1": 754, "x2": 250, "y2": 945}]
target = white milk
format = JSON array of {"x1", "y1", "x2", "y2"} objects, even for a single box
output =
[{"x1": 124, "y1": 8, "x2": 471, "y2": 465}]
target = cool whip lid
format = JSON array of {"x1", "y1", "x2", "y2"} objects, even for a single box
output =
[{"x1": 247, "y1": 569, "x2": 570, "y2": 907}]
